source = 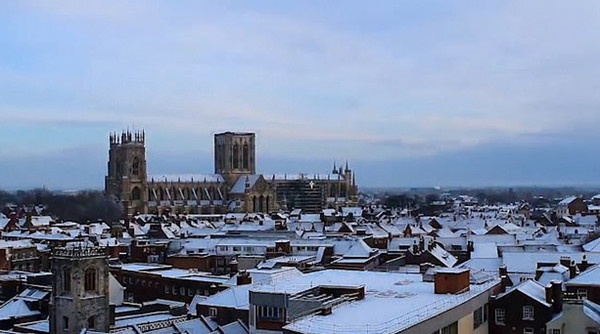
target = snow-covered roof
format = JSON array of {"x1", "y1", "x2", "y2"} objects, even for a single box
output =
[
  {"x1": 497, "y1": 279, "x2": 550, "y2": 307},
  {"x1": 584, "y1": 300, "x2": 600, "y2": 325},
  {"x1": 0, "y1": 288, "x2": 49, "y2": 321},
  {"x1": 200, "y1": 284, "x2": 252, "y2": 310},
  {"x1": 583, "y1": 237, "x2": 600, "y2": 252},
  {"x1": 278, "y1": 270, "x2": 497, "y2": 334},
  {"x1": 263, "y1": 173, "x2": 346, "y2": 181},
  {"x1": 230, "y1": 175, "x2": 262, "y2": 194},
  {"x1": 429, "y1": 244, "x2": 458, "y2": 267},
  {"x1": 567, "y1": 264, "x2": 600, "y2": 287},
  {"x1": 472, "y1": 242, "x2": 499, "y2": 259},
  {"x1": 503, "y1": 252, "x2": 600, "y2": 274},
  {"x1": 558, "y1": 196, "x2": 578, "y2": 206},
  {"x1": 148, "y1": 174, "x2": 224, "y2": 183}
]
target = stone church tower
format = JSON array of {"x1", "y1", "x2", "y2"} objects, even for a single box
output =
[
  {"x1": 105, "y1": 130, "x2": 148, "y2": 217},
  {"x1": 50, "y1": 247, "x2": 110, "y2": 333},
  {"x1": 214, "y1": 132, "x2": 256, "y2": 185}
]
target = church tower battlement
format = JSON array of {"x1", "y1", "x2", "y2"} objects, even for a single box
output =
[
  {"x1": 105, "y1": 130, "x2": 148, "y2": 217},
  {"x1": 50, "y1": 246, "x2": 110, "y2": 333}
]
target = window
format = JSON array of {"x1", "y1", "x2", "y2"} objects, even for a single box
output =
[
  {"x1": 180, "y1": 287, "x2": 185, "y2": 295},
  {"x1": 588, "y1": 330, "x2": 598, "y2": 334},
  {"x1": 131, "y1": 187, "x2": 141, "y2": 201},
  {"x1": 63, "y1": 316, "x2": 69, "y2": 330},
  {"x1": 62, "y1": 268, "x2": 71, "y2": 292},
  {"x1": 495, "y1": 308, "x2": 505, "y2": 325},
  {"x1": 232, "y1": 144, "x2": 239, "y2": 169},
  {"x1": 84, "y1": 268, "x2": 96, "y2": 292},
  {"x1": 164, "y1": 285, "x2": 170, "y2": 294},
  {"x1": 473, "y1": 306, "x2": 484, "y2": 329},
  {"x1": 551, "y1": 329, "x2": 561, "y2": 334},
  {"x1": 242, "y1": 144, "x2": 249, "y2": 169},
  {"x1": 209, "y1": 308, "x2": 217, "y2": 317},
  {"x1": 88, "y1": 316, "x2": 95, "y2": 329},
  {"x1": 132, "y1": 157, "x2": 140, "y2": 175},
  {"x1": 523, "y1": 328, "x2": 534, "y2": 334},
  {"x1": 440, "y1": 322, "x2": 458, "y2": 334},
  {"x1": 578, "y1": 288, "x2": 588, "y2": 300},
  {"x1": 523, "y1": 305, "x2": 534, "y2": 320},
  {"x1": 484, "y1": 303, "x2": 488, "y2": 322},
  {"x1": 257, "y1": 306, "x2": 284, "y2": 321}
]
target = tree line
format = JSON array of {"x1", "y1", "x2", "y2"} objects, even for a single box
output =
[{"x1": 0, "y1": 189, "x2": 122, "y2": 224}]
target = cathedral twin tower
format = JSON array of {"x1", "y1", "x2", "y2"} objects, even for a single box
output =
[{"x1": 105, "y1": 131, "x2": 358, "y2": 217}]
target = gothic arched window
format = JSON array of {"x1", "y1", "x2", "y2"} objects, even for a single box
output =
[
  {"x1": 131, "y1": 187, "x2": 141, "y2": 201},
  {"x1": 84, "y1": 268, "x2": 97, "y2": 292},
  {"x1": 132, "y1": 157, "x2": 140, "y2": 176},
  {"x1": 232, "y1": 144, "x2": 239, "y2": 169},
  {"x1": 259, "y1": 195, "x2": 265, "y2": 213},
  {"x1": 116, "y1": 160, "x2": 123, "y2": 177},
  {"x1": 63, "y1": 316, "x2": 69, "y2": 329},
  {"x1": 62, "y1": 268, "x2": 71, "y2": 292},
  {"x1": 243, "y1": 144, "x2": 249, "y2": 170},
  {"x1": 88, "y1": 316, "x2": 95, "y2": 329}
]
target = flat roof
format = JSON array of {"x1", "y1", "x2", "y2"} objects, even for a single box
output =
[{"x1": 246, "y1": 269, "x2": 497, "y2": 333}]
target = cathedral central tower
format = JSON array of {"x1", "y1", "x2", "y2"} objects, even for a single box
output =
[{"x1": 214, "y1": 132, "x2": 256, "y2": 185}]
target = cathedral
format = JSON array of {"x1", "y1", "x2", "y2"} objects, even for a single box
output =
[{"x1": 105, "y1": 131, "x2": 358, "y2": 217}]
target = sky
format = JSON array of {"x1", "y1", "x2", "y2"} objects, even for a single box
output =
[{"x1": 1, "y1": 1, "x2": 600, "y2": 189}]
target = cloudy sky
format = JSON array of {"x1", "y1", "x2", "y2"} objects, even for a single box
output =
[{"x1": 1, "y1": 1, "x2": 600, "y2": 189}]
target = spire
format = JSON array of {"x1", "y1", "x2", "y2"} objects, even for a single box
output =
[
  {"x1": 332, "y1": 161, "x2": 337, "y2": 174},
  {"x1": 345, "y1": 159, "x2": 349, "y2": 172}
]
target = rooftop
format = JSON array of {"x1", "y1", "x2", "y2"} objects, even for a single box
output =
[{"x1": 279, "y1": 270, "x2": 497, "y2": 334}]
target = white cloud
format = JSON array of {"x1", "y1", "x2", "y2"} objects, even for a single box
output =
[{"x1": 2, "y1": 0, "x2": 600, "y2": 163}]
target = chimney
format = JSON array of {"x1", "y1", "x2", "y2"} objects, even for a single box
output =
[
  {"x1": 545, "y1": 284, "x2": 553, "y2": 305},
  {"x1": 499, "y1": 265, "x2": 508, "y2": 278},
  {"x1": 428, "y1": 241, "x2": 435, "y2": 251},
  {"x1": 412, "y1": 241, "x2": 419, "y2": 254},
  {"x1": 236, "y1": 271, "x2": 252, "y2": 285},
  {"x1": 275, "y1": 240, "x2": 291, "y2": 254},
  {"x1": 229, "y1": 260, "x2": 239, "y2": 274},
  {"x1": 569, "y1": 260, "x2": 577, "y2": 279},
  {"x1": 419, "y1": 237, "x2": 425, "y2": 253},
  {"x1": 551, "y1": 280, "x2": 563, "y2": 313},
  {"x1": 467, "y1": 241, "x2": 474, "y2": 252},
  {"x1": 580, "y1": 254, "x2": 590, "y2": 272},
  {"x1": 435, "y1": 268, "x2": 470, "y2": 294},
  {"x1": 499, "y1": 275, "x2": 511, "y2": 293}
]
